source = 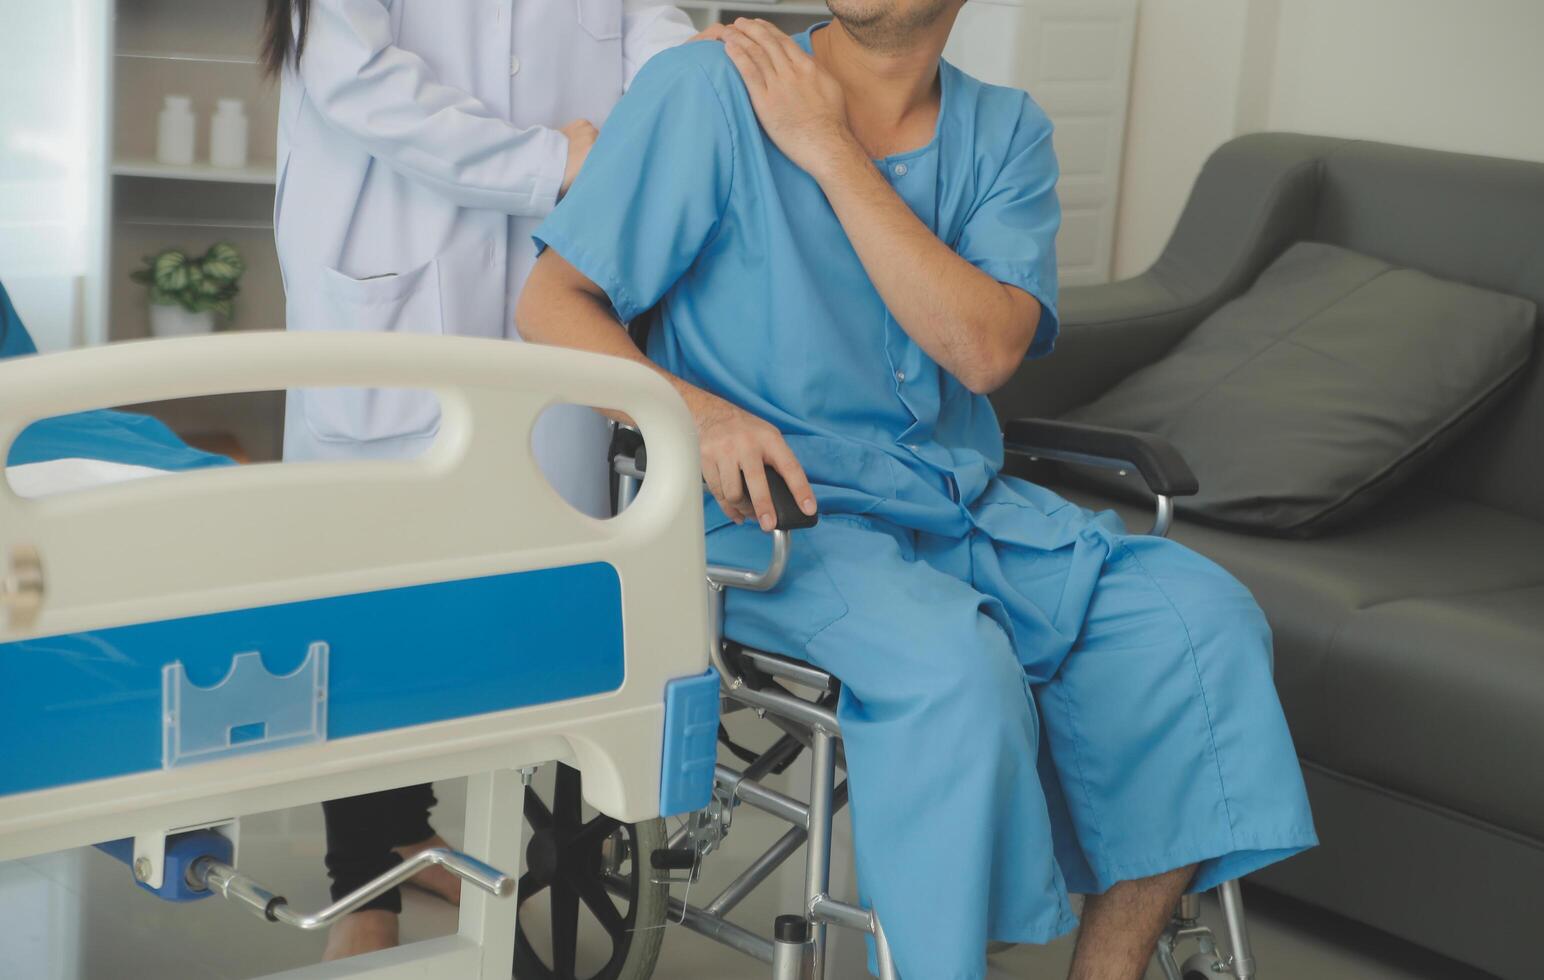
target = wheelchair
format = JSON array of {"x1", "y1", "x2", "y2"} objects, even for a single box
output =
[{"x1": 512, "y1": 414, "x2": 1260, "y2": 980}]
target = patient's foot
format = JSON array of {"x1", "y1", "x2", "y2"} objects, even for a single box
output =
[
  {"x1": 322, "y1": 909, "x2": 399, "y2": 961},
  {"x1": 395, "y1": 833, "x2": 463, "y2": 906}
]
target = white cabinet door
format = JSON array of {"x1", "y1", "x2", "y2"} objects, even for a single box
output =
[{"x1": 947, "y1": 0, "x2": 1138, "y2": 286}]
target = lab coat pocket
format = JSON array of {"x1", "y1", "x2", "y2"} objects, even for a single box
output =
[
  {"x1": 303, "y1": 257, "x2": 445, "y2": 444},
  {"x1": 575, "y1": 0, "x2": 623, "y2": 40}
]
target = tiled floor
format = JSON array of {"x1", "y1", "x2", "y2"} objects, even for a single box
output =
[{"x1": 0, "y1": 775, "x2": 1495, "y2": 980}]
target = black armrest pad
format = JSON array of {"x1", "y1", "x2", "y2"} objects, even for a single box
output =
[
  {"x1": 766, "y1": 468, "x2": 819, "y2": 530},
  {"x1": 1004, "y1": 418, "x2": 1200, "y2": 497}
]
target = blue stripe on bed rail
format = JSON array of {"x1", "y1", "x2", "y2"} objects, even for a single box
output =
[{"x1": 0, "y1": 562, "x2": 625, "y2": 798}]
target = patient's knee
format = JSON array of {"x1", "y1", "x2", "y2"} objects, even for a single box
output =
[{"x1": 927, "y1": 623, "x2": 1032, "y2": 721}]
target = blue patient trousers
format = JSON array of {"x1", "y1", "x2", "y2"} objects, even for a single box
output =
[{"x1": 707, "y1": 477, "x2": 1317, "y2": 980}]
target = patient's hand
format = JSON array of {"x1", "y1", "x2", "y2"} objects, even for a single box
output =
[
  {"x1": 688, "y1": 389, "x2": 818, "y2": 530},
  {"x1": 721, "y1": 19, "x2": 854, "y2": 180}
]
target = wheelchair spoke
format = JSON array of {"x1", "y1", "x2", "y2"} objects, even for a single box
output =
[
  {"x1": 551, "y1": 879, "x2": 580, "y2": 978},
  {"x1": 573, "y1": 813, "x2": 621, "y2": 850},
  {"x1": 554, "y1": 764, "x2": 583, "y2": 829},
  {"x1": 517, "y1": 870, "x2": 548, "y2": 903},
  {"x1": 524, "y1": 787, "x2": 553, "y2": 832},
  {"x1": 576, "y1": 872, "x2": 627, "y2": 939}
]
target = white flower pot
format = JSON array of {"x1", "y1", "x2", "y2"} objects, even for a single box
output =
[{"x1": 148, "y1": 303, "x2": 215, "y2": 338}]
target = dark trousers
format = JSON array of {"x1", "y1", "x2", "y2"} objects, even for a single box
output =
[{"x1": 322, "y1": 783, "x2": 437, "y2": 913}]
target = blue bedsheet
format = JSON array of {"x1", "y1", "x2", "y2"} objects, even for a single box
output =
[{"x1": 1, "y1": 282, "x2": 232, "y2": 472}]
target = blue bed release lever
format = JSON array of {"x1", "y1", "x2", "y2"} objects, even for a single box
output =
[{"x1": 162, "y1": 642, "x2": 329, "y2": 769}]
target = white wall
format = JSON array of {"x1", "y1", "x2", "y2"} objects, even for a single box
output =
[
  {"x1": 1113, "y1": 0, "x2": 1544, "y2": 278},
  {"x1": 0, "y1": 0, "x2": 104, "y2": 350},
  {"x1": 1267, "y1": 0, "x2": 1544, "y2": 160},
  {"x1": 1112, "y1": 0, "x2": 1253, "y2": 278}
]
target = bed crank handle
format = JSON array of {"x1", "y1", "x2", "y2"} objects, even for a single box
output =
[
  {"x1": 190, "y1": 847, "x2": 516, "y2": 930},
  {"x1": 0, "y1": 544, "x2": 44, "y2": 632}
]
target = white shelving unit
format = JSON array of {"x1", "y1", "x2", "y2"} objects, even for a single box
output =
[
  {"x1": 110, "y1": 159, "x2": 277, "y2": 185},
  {"x1": 96, "y1": 0, "x2": 284, "y2": 460}
]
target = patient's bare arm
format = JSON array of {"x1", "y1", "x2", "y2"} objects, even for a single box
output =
[{"x1": 517, "y1": 250, "x2": 818, "y2": 529}]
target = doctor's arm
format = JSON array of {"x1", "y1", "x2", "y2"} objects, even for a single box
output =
[
  {"x1": 517, "y1": 251, "x2": 818, "y2": 529},
  {"x1": 299, "y1": 0, "x2": 587, "y2": 216},
  {"x1": 723, "y1": 21, "x2": 1047, "y2": 394}
]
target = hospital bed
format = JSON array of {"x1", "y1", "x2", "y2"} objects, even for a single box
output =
[{"x1": 0, "y1": 331, "x2": 723, "y2": 980}]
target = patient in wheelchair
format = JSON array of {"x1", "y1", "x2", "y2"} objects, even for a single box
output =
[{"x1": 518, "y1": 4, "x2": 1316, "y2": 978}]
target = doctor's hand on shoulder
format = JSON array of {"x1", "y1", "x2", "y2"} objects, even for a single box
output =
[{"x1": 560, "y1": 119, "x2": 599, "y2": 197}]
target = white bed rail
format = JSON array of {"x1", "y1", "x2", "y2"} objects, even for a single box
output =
[{"x1": 0, "y1": 332, "x2": 710, "y2": 856}]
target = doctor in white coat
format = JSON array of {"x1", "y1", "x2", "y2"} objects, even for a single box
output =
[
  {"x1": 272, "y1": 0, "x2": 695, "y2": 512},
  {"x1": 262, "y1": 0, "x2": 697, "y2": 960}
]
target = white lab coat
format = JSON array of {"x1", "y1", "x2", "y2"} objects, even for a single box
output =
[{"x1": 275, "y1": 0, "x2": 693, "y2": 515}]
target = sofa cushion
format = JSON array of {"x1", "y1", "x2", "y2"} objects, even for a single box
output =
[
  {"x1": 1329, "y1": 587, "x2": 1544, "y2": 842},
  {"x1": 1063, "y1": 242, "x2": 1537, "y2": 536},
  {"x1": 1050, "y1": 481, "x2": 1544, "y2": 841}
]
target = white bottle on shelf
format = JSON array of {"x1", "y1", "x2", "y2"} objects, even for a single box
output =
[
  {"x1": 209, "y1": 98, "x2": 249, "y2": 169},
  {"x1": 156, "y1": 95, "x2": 196, "y2": 166}
]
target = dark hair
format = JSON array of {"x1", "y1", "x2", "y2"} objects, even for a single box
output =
[{"x1": 261, "y1": 0, "x2": 311, "y2": 77}]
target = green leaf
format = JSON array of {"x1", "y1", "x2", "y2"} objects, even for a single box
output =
[
  {"x1": 129, "y1": 269, "x2": 153, "y2": 286},
  {"x1": 203, "y1": 242, "x2": 245, "y2": 281},
  {"x1": 153, "y1": 250, "x2": 189, "y2": 292},
  {"x1": 210, "y1": 298, "x2": 234, "y2": 319}
]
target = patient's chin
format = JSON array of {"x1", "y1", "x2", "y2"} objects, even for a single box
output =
[
  {"x1": 828, "y1": 0, "x2": 958, "y2": 50},
  {"x1": 826, "y1": 0, "x2": 889, "y2": 30}
]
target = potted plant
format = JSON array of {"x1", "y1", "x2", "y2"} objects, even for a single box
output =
[{"x1": 131, "y1": 243, "x2": 245, "y2": 337}]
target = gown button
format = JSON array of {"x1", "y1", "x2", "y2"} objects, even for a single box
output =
[{"x1": 893, "y1": 163, "x2": 909, "y2": 176}]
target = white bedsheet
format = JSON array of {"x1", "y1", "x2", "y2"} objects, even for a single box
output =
[{"x1": 8, "y1": 457, "x2": 169, "y2": 499}]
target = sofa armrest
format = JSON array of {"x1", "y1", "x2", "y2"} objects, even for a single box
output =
[{"x1": 991, "y1": 133, "x2": 1340, "y2": 423}]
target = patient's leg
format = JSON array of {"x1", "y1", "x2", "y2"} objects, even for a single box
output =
[
  {"x1": 1069, "y1": 865, "x2": 1194, "y2": 980},
  {"x1": 712, "y1": 517, "x2": 1078, "y2": 980},
  {"x1": 322, "y1": 909, "x2": 399, "y2": 961},
  {"x1": 395, "y1": 832, "x2": 463, "y2": 904}
]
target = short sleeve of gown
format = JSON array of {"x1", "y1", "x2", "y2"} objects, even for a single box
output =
[
  {"x1": 955, "y1": 98, "x2": 1063, "y2": 360},
  {"x1": 533, "y1": 47, "x2": 736, "y2": 324}
]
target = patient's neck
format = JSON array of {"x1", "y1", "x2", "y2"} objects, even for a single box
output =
[{"x1": 814, "y1": 20, "x2": 952, "y2": 159}]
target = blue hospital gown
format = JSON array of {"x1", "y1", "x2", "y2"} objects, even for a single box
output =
[{"x1": 535, "y1": 27, "x2": 1315, "y2": 980}]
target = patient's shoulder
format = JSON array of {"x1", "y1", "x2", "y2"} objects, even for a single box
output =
[
  {"x1": 943, "y1": 61, "x2": 1054, "y2": 151},
  {"x1": 631, "y1": 40, "x2": 747, "y2": 107}
]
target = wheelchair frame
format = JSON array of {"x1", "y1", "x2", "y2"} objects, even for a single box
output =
[{"x1": 610, "y1": 425, "x2": 1261, "y2": 980}]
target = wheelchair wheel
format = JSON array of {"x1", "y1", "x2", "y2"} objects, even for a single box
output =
[
  {"x1": 514, "y1": 764, "x2": 669, "y2": 980},
  {"x1": 1180, "y1": 951, "x2": 1232, "y2": 979}
]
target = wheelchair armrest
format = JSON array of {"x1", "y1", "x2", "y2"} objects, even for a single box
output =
[
  {"x1": 611, "y1": 426, "x2": 817, "y2": 532},
  {"x1": 1004, "y1": 418, "x2": 1199, "y2": 498},
  {"x1": 763, "y1": 469, "x2": 819, "y2": 531}
]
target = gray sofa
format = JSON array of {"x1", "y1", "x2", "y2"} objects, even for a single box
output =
[{"x1": 995, "y1": 133, "x2": 1544, "y2": 980}]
